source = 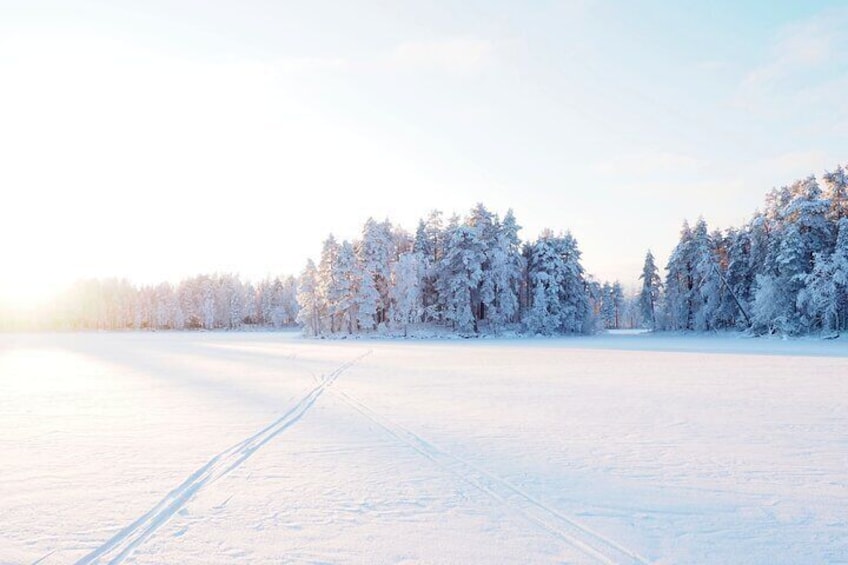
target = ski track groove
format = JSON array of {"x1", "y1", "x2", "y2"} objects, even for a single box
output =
[
  {"x1": 329, "y1": 386, "x2": 649, "y2": 565},
  {"x1": 75, "y1": 350, "x2": 371, "y2": 565}
]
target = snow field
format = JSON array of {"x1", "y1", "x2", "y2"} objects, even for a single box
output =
[{"x1": 1, "y1": 332, "x2": 846, "y2": 563}]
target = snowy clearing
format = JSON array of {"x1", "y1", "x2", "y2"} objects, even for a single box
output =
[{"x1": 1, "y1": 332, "x2": 847, "y2": 564}]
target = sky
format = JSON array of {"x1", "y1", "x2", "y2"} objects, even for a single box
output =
[{"x1": 2, "y1": 0, "x2": 847, "y2": 308}]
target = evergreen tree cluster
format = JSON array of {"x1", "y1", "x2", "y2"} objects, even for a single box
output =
[
  {"x1": 650, "y1": 164, "x2": 848, "y2": 335},
  {"x1": 297, "y1": 204, "x2": 595, "y2": 336},
  {"x1": 36, "y1": 274, "x2": 299, "y2": 331}
]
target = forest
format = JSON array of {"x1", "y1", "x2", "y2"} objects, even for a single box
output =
[
  {"x1": 7, "y1": 164, "x2": 846, "y2": 337},
  {"x1": 652, "y1": 164, "x2": 848, "y2": 335}
]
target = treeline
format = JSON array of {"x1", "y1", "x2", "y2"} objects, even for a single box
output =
[
  {"x1": 640, "y1": 164, "x2": 848, "y2": 335},
  {"x1": 295, "y1": 204, "x2": 631, "y2": 336},
  {"x1": 18, "y1": 274, "x2": 300, "y2": 331},
  {"x1": 4, "y1": 203, "x2": 639, "y2": 335}
]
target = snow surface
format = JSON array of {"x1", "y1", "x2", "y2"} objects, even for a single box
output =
[{"x1": 1, "y1": 331, "x2": 847, "y2": 564}]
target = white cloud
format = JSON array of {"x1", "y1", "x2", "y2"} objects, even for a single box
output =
[{"x1": 387, "y1": 38, "x2": 495, "y2": 74}]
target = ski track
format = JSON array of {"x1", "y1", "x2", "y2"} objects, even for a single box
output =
[
  {"x1": 74, "y1": 350, "x2": 371, "y2": 565},
  {"x1": 329, "y1": 386, "x2": 649, "y2": 565}
]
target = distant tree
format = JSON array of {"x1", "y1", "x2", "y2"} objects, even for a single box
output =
[
  {"x1": 639, "y1": 250, "x2": 662, "y2": 330},
  {"x1": 389, "y1": 252, "x2": 423, "y2": 335},
  {"x1": 358, "y1": 218, "x2": 395, "y2": 325},
  {"x1": 665, "y1": 221, "x2": 695, "y2": 330},
  {"x1": 296, "y1": 259, "x2": 322, "y2": 336},
  {"x1": 600, "y1": 282, "x2": 615, "y2": 329},
  {"x1": 439, "y1": 224, "x2": 485, "y2": 333},
  {"x1": 317, "y1": 235, "x2": 341, "y2": 332},
  {"x1": 485, "y1": 209, "x2": 523, "y2": 332},
  {"x1": 523, "y1": 230, "x2": 590, "y2": 334},
  {"x1": 823, "y1": 165, "x2": 848, "y2": 223},
  {"x1": 329, "y1": 241, "x2": 358, "y2": 334}
]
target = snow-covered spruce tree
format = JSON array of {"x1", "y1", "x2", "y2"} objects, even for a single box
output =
[
  {"x1": 600, "y1": 282, "x2": 615, "y2": 329},
  {"x1": 831, "y1": 218, "x2": 848, "y2": 330},
  {"x1": 355, "y1": 260, "x2": 380, "y2": 332},
  {"x1": 585, "y1": 276, "x2": 604, "y2": 332},
  {"x1": 799, "y1": 217, "x2": 848, "y2": 332},
  {"x1": 612, "y1": 281, "x2": 624, "y2": 329},
  {"x1": 414, "y1": 210, "x2": 446, "y2": 323},
  {"x1": 823, "y1": 165, "x2": 848, "y2": 224},
  {"x1": 358, "y1": 218, "x2": 395, "y2": 326},
  {"x1": 598, "y1": 281, "x2": 625, "y2": 329},
  {"x1": 296, "y1": 259, "x2": 322, "y2": 336},
  {"x1": 723, "y1": 227, "x2": 755, "y2": 328},
  {"x1": 639, "y1": 250, "x2": 662, "y2": 330},
  {"x1": 317, "y1": 235, "x2": 341, "y2": 333},
  {"x1": 523, "y1": 230, "x2": 590, "y2": 334},
  {"x1": 693, "y1": 227, "x2": 726, "y2": 331},
  {"x1": 467, "y1": 203, "x2": 498, "y2": 326},
  {"x1": 485, "y1": 209, "x2": 523, "y2": 332},
  {"x1": 664, "y1": 221, "x2": 696, "y2": 330},
  {"x1": 329, "y1": 241, "x2": 358, "y2": 334},
  {"x1": 438, "y1": 224, "x2": 485, "y2": 334},
  {"x1": 461, "y1": 203, "x2": 522, "y2": 333}
]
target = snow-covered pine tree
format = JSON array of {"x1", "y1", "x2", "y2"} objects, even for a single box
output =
[
  {"x1": 414, "y1": 211, "x2": 444, "y2": 323},
  {"x1": 693, "y1": 226, "x2": 726, "y2": 331},
  {"x1": 358, "y1": 218, "x2": 395, "y2": 325},
  {"x1": 755, "y1": 177, "x2": 833, "y2": 334},
  {"x1": 664, "y1": 221, "x2": 695, "y2": 330},
  {"x1": 438, "y1": 224, "x2": 485, "y2": 334},
  {"x1": 329, "y1": 241, "x2": 358, "y2": 334},
  {"x1": 823, "y1": 165, "x2": 848, "y2": 223},
  {"x1": 724, "y1": 227, "x2": 755, "y2": 328},
  {"x1": 355, "y1": 258, "x2": 379, "y2": 332},
  {"x1": 523, "y1": 230, "x2": 590, "y2": 334},
  {"x1": 612, "y1": 281, "x2": 625, "y2": 329},
  {"x1": 317, "y1": 235, "x2": 341, "y2": 332},
  {"x1": 296, "y1": 259, "x2": 322, "y2": 336},
  {"x1": 600, "y1": 282, "x2": 615, "y2": 329},
  {"x1": 389, "y1": 251, "x2": 423, "y2": 335},
  {"x1": 639, "y1": 250, "x2": 662, "y2": 330},
  {"x1": 799, "y1": 217, "x2": 848, "y2": 332},
  {"x1": 467, "y1": 203, "x2": 497, "y2": 325},
  {"x1": 485, "y1": 209, "x2": 523, "y2": 333}
]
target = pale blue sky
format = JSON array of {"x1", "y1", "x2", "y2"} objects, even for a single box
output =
[{"x1": 2, "y1": 1, "x2": 847, "y2": 305}]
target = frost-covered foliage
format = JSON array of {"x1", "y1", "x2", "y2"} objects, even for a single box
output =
[
  {"x1": 639, "y1": 251, "x2": 662, "y2": 330},
  {"x1": 389, "y1": 252, "x2": 424, "y2": 335},
  {"x1": 522, "y1": 230, "x2": 591, "y2": 335},
  {"x1": 659, "y1": 164, "x2": 848, "y2": 335},
  {"x1": 300, "y1": 204, "x2": 594, "y2": 336},
  {"x1": 296, "y1": 260, "x2": 321, "y2": 336}
]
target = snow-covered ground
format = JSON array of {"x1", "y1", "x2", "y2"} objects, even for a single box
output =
[{"x1": 1, "y1": 332, "x2": 846, "y2": 564}]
